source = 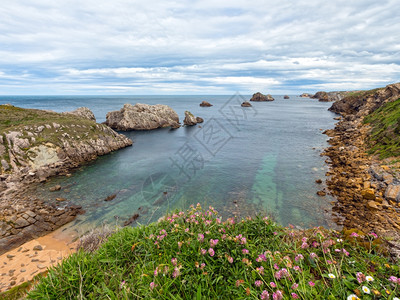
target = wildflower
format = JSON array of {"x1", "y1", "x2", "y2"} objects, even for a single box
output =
[
  {"x1": 274, "y1": 263, "x2": 279, "y2": 270},
  {"x1": 368, "y1": 232, "x2": 378, "y2": 238},
  {"x1": 209, "y1": 239, "x2": 219, "y2": 247},
  {"x1": 270, "y1": 282, "x2": 277, "y2": 288},
  {"x1": 150, "y1": 281, "x2": 156, "y2": 290},
  {"x1": 256, "y1": 266, "x2": 265, "y2": 275},
  {"x1": 394, "y1": 298, "x2": 400, "y2": 300},
  {"x1": 171, "y1": 258, "x2": 177, "y2": 266},
  {"x1": 362, "y1": 286, "x2": 370, "y2": 294},
  {"x1": 260, "y1": 290, "x2": 270, "y2": 299},
  {"x1": 255, "y1": 280, "x2": 263, "y2": 287},
  {"x1": 154, "y1": 267, "x2": 159, "y2": 276},
  {"x1": 308, "y1": 281, "x2": 315, "y2": 287},
  {"x1": 293, "y1": 266, "x2": 301, "y2": 272},
  {"x1": 347, "y1": 295, "x2": 360, "y2": 300},
  {"x1": 273, "y1": 232, "x2": 278, "y2": 235},
  {"x1": 366, "y1": 275, "x2": 374, "y2": 282},
  {"x1": 301, "y1": 242, "x2": 308, "y2": 249},
  {"x1": 208, "y1": 248, "x2": 215, "y2": 257},
  {"x1": 172, "y1": 267, "x2": 180, "y2": 278},
  {"x1": 200, "y1": 248, "x2": 207, "y2": 255},
  {"x1": 236, "y1": 279, "x2": 244, "y2": 287},
  {"x1": 178, "y1": 241, "x2": 183, "y2": 249},
  {"x1": 242, "y1": 248, "x2": 249, "y2": 254},
  {"x1": 185, "y1": 228, "x2": 189, "y2": 232},
  {"x1": 389, "y1": 276, "x2": 398, "y2": 283},
  {"x1": 120, "y1": 281, "x2": 126, "y2": 289},
  {"x1": 312, "y1": 241, "x2": 319, "y2": 248},
  {"x1": 343, "y1": 248, "x2": 349, "y2": 256},
  {"x1": 356, "y1": 272, "x2": 365, "y2": 283},
  {"x1": 328, "y1": 273, "x2": 336, "y2": 279},
  {"x1": 294, "y1": 254, "x2": 304, "y2": 262},
  {"x1": 227, "y1": 256, "x2": 233, "y2": 263},
  {"x1": 291, "y1": 283, "x2": 298, "y2": 290},
  {"x1": 198, "y1": 233, "x2": 204, "y2": 242},
  {"x1": 350, "y1": 232, "x2": 359, "y2": 237},
  {"x1": 291, "y1": 293, "x2": 299, "y2": 299},
  {"x1": 195, "y1": 262, "x2": 199, "y2": 268},
  {"x1": 310, "y1": 252, "x2": 318, "y2": 259},
  {"x1": 200, "y1": 263, "x2": 205, "y2": 269},
  {"x1": 337, "y1": 238, "x2": 343, "y2": 242},
  {"x1": 257, "y1": 254, "x2": 267, "y2": 262},
  {"x1": 272, "y1": 290, "x2": 283, "y2": 300}
]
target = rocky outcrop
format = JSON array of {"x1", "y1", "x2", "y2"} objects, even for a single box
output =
[
  {"x1": 329, "y1": 83, "x2": 400, "y2": 116},
  {"x1": 64, "y1": 107, "x2": 96, "y2": 122},
  {"x1": 250, "y1": 92, "x2": 274, "y2": 102},
  {"x1": 241, "y1": 101, "x2": 252, "y2": 107},
  {"x1": 299, "y1": 93, "x2": 313, "y2": 98},
  {"x1": 200, "y1": 101, "x2": 213, "y2": 107},
  {"x1": 312, "y1": 91, "x2": 353, "y2": 102},
  {"x1": 105, "y1": 103, "x2": 180, "y2": 131},
  {"x1": 0, "y1": 105, "x2": 133, "y2": 253},
  {"x1": 183, "y1": 111, "x2": 198, "y2": 126}
]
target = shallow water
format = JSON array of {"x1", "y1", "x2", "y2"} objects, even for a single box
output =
[{"x1": 1, "y1": 95, "x2": 338, "y2": 234}]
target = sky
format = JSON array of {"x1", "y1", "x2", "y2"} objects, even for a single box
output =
[{"x1": 0, "y1": 0, "x2": 399, "y2": 95}]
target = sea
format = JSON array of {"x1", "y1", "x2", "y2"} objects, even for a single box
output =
[{"x1": 0, "y1": 95, "x2": 339, "y2": 235}]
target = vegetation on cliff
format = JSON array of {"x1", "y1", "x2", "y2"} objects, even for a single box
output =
[
  {"x1": 364, "y1": 98, "x2": 400, "y2": 159},
  {"x1": 26, "y1": 205, "x2": 400, "y2": 299}
]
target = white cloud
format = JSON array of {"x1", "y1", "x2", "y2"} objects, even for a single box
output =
[{"x1": 0, "y1": 0, "x2": 399, "y2": 94}]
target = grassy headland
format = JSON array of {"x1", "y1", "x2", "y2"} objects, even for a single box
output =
[{"x1": 25, "y1": 205, "x2": 400, "y2": 299}]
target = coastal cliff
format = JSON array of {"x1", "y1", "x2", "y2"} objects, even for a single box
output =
[
  {"x1": 0, "y1": 105, "x2": 132, "y2": 254},
  {"x1": 323, "y1": 83, "x2": 400, "y2": 256}
]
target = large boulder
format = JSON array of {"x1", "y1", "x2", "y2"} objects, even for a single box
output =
[
  {"x1": 200, "y1": 101, "x2": 213, "y2": 107},
  {"x1": 105, "y1": 103, "x2": 180, "y2": 131},
  {"x1": 183, "y1": 111, "x2": 198, "y2": 126},
  {"x1": 250, "y1": 92, "x2": 274, "y2": 102},
  {"x1": 64, "y1": 107, "x2": 96, "y2": 122}
]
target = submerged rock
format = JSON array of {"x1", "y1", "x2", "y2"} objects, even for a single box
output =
[
  {"x1": 250, "y1": 92, "x2": 274, "y2": 102},
  {"x1": 196, "y1": 117, "x2": 204, "y2": 123},
  {"x1": 284, "y1": 95, "x2": 290, "y2": 99},
  {"x1": 105, "y1": 103, "x2": 180, "y2": 131}
]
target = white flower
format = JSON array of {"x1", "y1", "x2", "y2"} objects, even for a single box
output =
[
  {"x1": 337, "y1": 238, "x2": 343, "y2": 242},
  {"x1": 328, "y1": 273, "x2": 336, "y2": 279},
  {"x1": 347, "y1": 295, "x2": 360, "y2": 300},
  {"x1": 393, "y1": 298, "x2": 400, "y2": 300},
  {"x1": 366, "y1": 275, "x2": 374, "y2": 282},
  {"x1": 362, "y1": 286, "x2": 370, "y2": 294}
]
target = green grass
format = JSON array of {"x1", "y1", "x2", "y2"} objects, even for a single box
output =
[
  {"x1": 364, "y1": 98, "x2": 400, "y2": 158},
  {"x1": 27, "y1": 205, "x2": 400, "y2": 299}
]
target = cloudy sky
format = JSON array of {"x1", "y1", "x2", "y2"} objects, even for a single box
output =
[{"x1": 0, "y1": 0, "x2": 399, "y2": 95}]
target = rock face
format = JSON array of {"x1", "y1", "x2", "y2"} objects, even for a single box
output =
[
  {"x1": 64, "y1": 107, "x2": 96, "y2": 122},
  {"x1": 241, "y1": 101, "x2": 252, "y2": 107},
  {"x1": 250, "y1": 92, "x2": 274, "y2": 102},
  {"x1": 330, "y1": 83, "x2": 400, "y2": 116},
  {"x1": 199, "y1": 101, "x2": 213, "y2": 107},
  {"x1": 183, "y1": 111, "x2": 198, "y2": 126},
  {"x1": 105, "y1": 103, "x2": 180, "y2": 131}
]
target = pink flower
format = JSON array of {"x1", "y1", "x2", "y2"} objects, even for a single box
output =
[
  {"x1": 242, "y1": 248, "x2": 249, "y2": 254},
  {"x1": 356, "y1": 272, "x2": 365, "y2": 284},
  {"x1": 172, "y1": 267, "x2": 180, "y2": 278},
  {"x1": 291, "y1": 292, "x2": 299, "y2": 299},
  {"x1": 171, "y1": 258, "x2": 177, "y2": 266},
  {"x1": 208, "y1": 248, "x2": 215, "y2": 257},
  {"x1": 154, "y1": 267, "x2": 159, "y2": 276},
  {"x1": 273, "y1": 290, "x2": 283, "y2": 300},
  {"x1": 270, "y1": 282, "x2": 277, "y2": 288},
  {"x1": 301, "y1": 242, "x2": 308, "y2": 249},
  {"x1": 273, "y1": 232, "x2": 278, "y2": 235},
  {"x1": 369, "y1": 232, "x2": 378, "y2": 238},
  {"x1": 308, "y1": 281, "x2": 315, "y2": 287},
  {"x1": 209, "y1": 239, "x2": 219, "y2": 247},
  {"x1": 294, "y1": 254, "x2": 304, "y2": 262},
  {"x1": 293, "y1": 266, "x2": 301, "y2": 272},
  {"x1": 185, "y1": 228, "x2": 189, "y2": 232},
  {"x1": 350, "y1": 232, "x2": 359, "y2": 237},
  {"x1": 256, "y1": 266, "x2": 265, "y2": 275},
  {"x1": 389, "y1": 276, "x2": 398, "y2": 283},
  {"x1": 343, "y1": 248, "x2": 349, "y2": 256},
  {"x1": 227, "y1": 256, "x2": 233, "y2": 264},
  {"x1": 200, "y1": 248, "x2": 207, "y2": 255},
  {"x1": 257, "y1": 254, "x2": 267, "y2": 262},
  {"x1": 198, "y1": 234, "x2": 205, "y2": 242},
  {"x1": 150, "y1": 281, "x2": 156, "y2": 290},
  {"x1": 260, "y1": 290, "x2": 270, "y2": 300},
  {"x1": 274, "y1": 263, "x2": 279, "y2": 270},
  {"x1": 200, "y1": 263, "x2": 205, "y2": 269},
  {"x1": 255, "y1": 280, "x2": 263, "y2": 287},
  {"x1": 291, "y1": 283, "x2": 298, "y2": 290},
  {"x1": 310, "y1": 252, "x2": 318, "y2": 259},
  {"x1": 178, "y1": 241, "x2": 183, "y2": 249}
]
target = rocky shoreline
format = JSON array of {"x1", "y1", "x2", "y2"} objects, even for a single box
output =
[
  {"x1": 0, "y1": 105, "x2": 133, "y2": 255},
  {"x1": 322, "y1": 83, "x2": 400, "y2": 258}
]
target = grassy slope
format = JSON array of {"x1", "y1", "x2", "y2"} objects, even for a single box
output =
[
  {"x1": 364, "y1": 98, "x2": 400, "y2": 158},
  {"x1": 25, "y1": 206, "x2": 400, "y2": 299}
]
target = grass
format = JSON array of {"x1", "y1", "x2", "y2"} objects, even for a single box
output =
[
  {"x1": 26, "y1": 205, "x2": 400, "y2": 299},
  {"x1": 364, "y1": 98, "x2": 400, "y2": 158}
]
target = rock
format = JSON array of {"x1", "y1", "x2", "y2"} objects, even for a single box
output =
[
  {"x1": 14, "y1": 217, "x2": 30, "y2": 228},
  {"x1": 284, "y1": 95, "x2": 290, "y2": 99},
  {"x1": 56, "y1": 197, "x2": 67, "y2": 202},
  {"x1": 123, "y1": 214, "x2": 139, "y2": 226},
  {"x1": 183, "y1": 111, "x2": 197, "y2": 126},
  {"x1": 199, "y1": 101, "x2": 213, "y2": 107},
  {"x1": 316, "y1": 190, "x2": 326, "y2": 196},
  {"x1": 250, "y1": 92, "x2": 274, "y2": 102},
  {"x1": 241, "y1": 101, "x2": 252, "y2": 107},
  {"x1": 10, "y1": 280, "x2": 16, "y2": 286},
  {"x1": 367, "y1": 201, "x2": 381, "y2": 210},
  {"x1": 37, "y1": 264, "x2": 46, "y2": 269},
  {"x1": 64, "y1": 107, "x2": 96, "y2": 121},
  {"x1": 299, "y1": 93, "x2": 313, "y2": 98},
  {"x1": 33, "y1": 245, "x2": 43, "y2": 251},
  {"x1": 196, "y1": 117, "x2": 204, "y2": 123},
  {"x1": 105, "y1": 103, "x2": 180, "y2": 131},
  {"x1": 361, "y1": 188, "x2": 376, "y2": 200},
  {"x1": 6, "y1": 254, "x2": 15, "y2": 259},
  {"x1": 315, "y1": 179, "x2": 322, "y2": 184},
  {"x1": 1, "y1": 159, "x2": 10, "y2": 171},
  {"x1": 385, "y1": 184, "x2": 400, "y2": 202},
  {"x1": 104, "y1": 194, "x2": 117, "y2": 202},
  {"x1": 49, "y1": 185, "x2": 61, "y2": 192}
]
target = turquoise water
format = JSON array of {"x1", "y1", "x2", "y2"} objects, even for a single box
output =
[{"x1": 1, "y1": 95, "x2": 338, "y2": 234}]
